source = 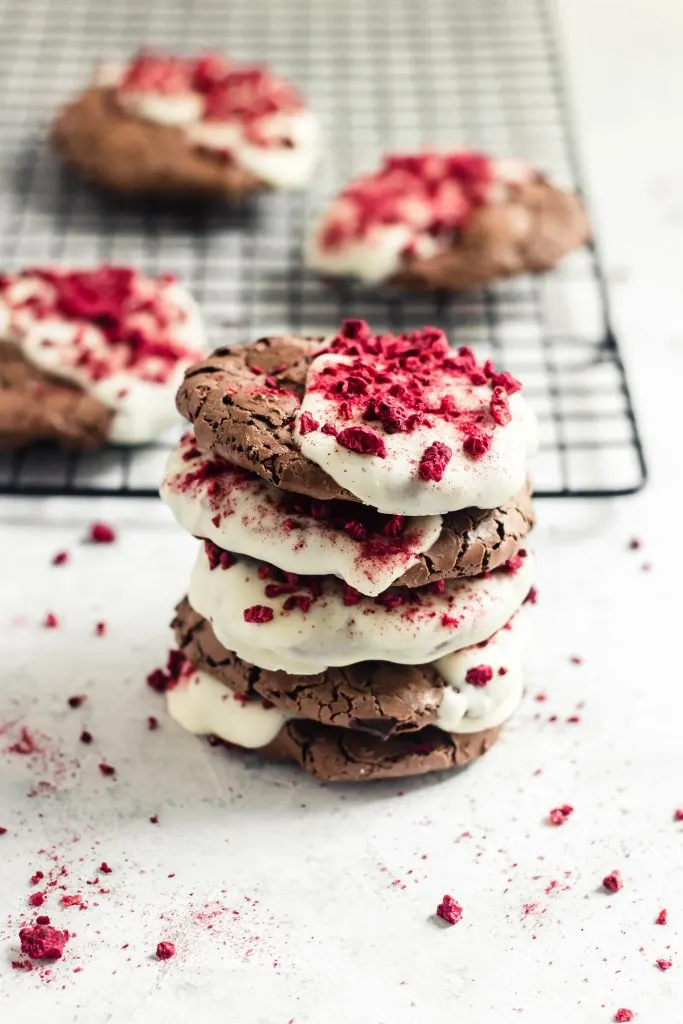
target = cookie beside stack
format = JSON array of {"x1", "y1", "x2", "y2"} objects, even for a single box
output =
[{"x1": 159, "y1": 320, "x2": 537, "y2": 782}]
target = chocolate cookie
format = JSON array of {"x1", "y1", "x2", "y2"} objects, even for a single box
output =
[
  {"x1": 52, "y1": 87, "x2": 264, "y2": 201},
  {"x1": 260, "y1": 719, "x2": 500, "y2": 782},
  {"x1": 0, "y1": 341, "x2": 111, "y2": 449}
]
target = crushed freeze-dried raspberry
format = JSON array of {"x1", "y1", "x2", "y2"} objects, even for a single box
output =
[
  {"x1": 656, "y1": 909, "x2": 667, "y2": 925},
  {"x1": 674, "y1": 809, "x2": 683, "y2": 821},
  {"x1": 31, "y1": 871, "x2": 44, "y2": 885},
  {"x1": 298, "y1": 412, "x2": 319, "y2": 435},
  {"x1": 204, "y1": 539, "x2": 236, "y2": 570},
  {"x1": 342, "y1": 585, "x2": 361, "y2": 606},
  {"x1": 656, "y1": 959, "x2": 672, "y2": 971},
  {"x1": 19, "y1": 924, "x2": 69, "y2": 960},
  {"x1": 462, "y1": 428, "x2": 491, "y2": 460},
  {"x1": 150, "y1": 815, "x2": 159, "y2": 824},
  {"x1": 418, "y1": 441, "x2": 452, "y2": 482},
  {"x1": 95, "y1": 621, "x2": 106, "y2": 636},
  {"x1": 499, "y1": 555, "x2": 524, "y2": 574},
  {"x1": 0, "y1": 827, "x2": 6, "y2": 835},
  {"x1": 98, "y1": 762, "x2": 116, "y2": 777},
  {"x1": 146, "y1": 649, "x2": 187, "y2": 693},
  {"x1": 336, "y1": 425, "x2": 387, "y2": 458},
  {"x1": 156, "y1": 940, "x2": 175, "y2": 960},
  {"x1": 36, "y1": 916, "x2": 50, "y2": 925},
  {"x1": 283, "y1": 594, "x2": 313, "y2": 614},
  {"x1": 490, "y1": 386, "x2": 511, "y2": 426},
  {"x1": 68, "y1": 695, "x2": 86, "y2": 708},
  {"x1": 436, "y1": 895, "x2": 462, "y2": 925},
  {"x1": 61, "y1": 894, "x2": 83, "y2": 908},
  {"x1": 243, "y1": 605, "x2": 274, "y2": 624},
  {"x1": 100, "y1": 862, "x2": 112, "y2": 874},
  {"x1": 89, "y1": 522, "x2": 116, "y2": 544},
  {"x1": 614, "y1": 1011, "x2": 634, "y2": 1023},
  {"x1": 548, "y1": 805, "x2": 573, "y2": 826},
  {"x1": 80, "y1": 730, "x2": 93, "y2": 744},
  {"x1": 465, "y1": 665, "x2": 493, "y2": 687},
  {"x1": 29, "y1": 892, "x2": 45, "y2": 907},
  {"x1": 147, "y1": 716, "x2": 159, "y2": 731},
  {"x1": 603, "y1": 871, "x2": 623, "y2": 893},
  {"x1": 43, "y1": 612, "x2": 59, "y2": 629},
  {"x1": 524, "y1": 586, "x2": 538, "y2": 605},
  {"x1": 51, "y1": 551, "x2": 69, "y2": 566},
  {"x1": 567, "y1": 715, "x2": 581, "y2": 723}
]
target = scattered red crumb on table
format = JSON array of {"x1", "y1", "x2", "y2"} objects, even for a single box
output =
[
  {"x1": 95, "y1": 621, "x2": 107, "y2": 636},
  {"x1": 98, "y1": 762, "x2": 116, "y2": 777},
  {"x1": 61, "y1": 893, "x2": 83, "y2": 907},
  {"x1": 569, "y1": 655, "x2": 583, "y2": 665},
  {"x1": 88, "y1": 522, "x2": 117, "y2": 544},
  {"x1": 548, "y1": 805, "x2": 573, "y2": 826},
  {"x1": 80, "y1": 730, "x2": 93, "y2": 744},
  {"x1": 0, "y1": 827, "x2": 7, "y2": 835},
  {"x1": 614, "y1": 1011, "x2": 634, "y2": 1023},
  {"x1": 628, "y1": 538, "x2": 642, "y2": 550},
  {"x1": 9, "y1": 728, "x2": 39, "y2": 755},
  {"x1": 19, "y1": 924, "x2": 69, "y2": 960},
  {"x1": 147, "y1": 716, "x2": 159, "y2": 731},
  {"x1": 150, "y1": 815, "x2": 159, "y2": 824},
  {"x1": 674, "y1": 809, "x2": 683, "y2": 821},
  {"x1": 68, "y1": 694, "x2": 86, "y2": 708},
  {"x1": 602, "y1": 870, "x2": 623, "y2": 893},
  {"x1": 156, "y1": 940, "x2": 175, "y2": 960},
  {"x1": 436, "y1": 894, "x2": 462, "y2": 925},
  {"x1": 43, "y1": 612, "x2": 59, "y2": 629},
  {"x1": 656, "y1": 909, "x2": 667, "y2": 925},
  {"x1": 465, "y1": 665, "x2": 493, "y2": 687},
  {"x1": 28, "y1": 892, "x2": 45, "y2": 907},
  {"x1": 51, "y1": 550, "x2": 69, "y2": 566},
  {"x1": 656, "y1": 959, "x2": 672, "y2": 971}
]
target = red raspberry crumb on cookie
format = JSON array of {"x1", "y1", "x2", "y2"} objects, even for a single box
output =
[
  {"x1": 614, "y1": 1011, "x2": 634, "y2": 1023},
  {"x1": 19, "y1": 924, "x2": 69, "y2": 960},
  {"x1": 436, "y1": 895, "x2": 462, "y2": 925},
  {"x1": 243, "y1": 605, "x2": 274, "y2": 624},
  {"x1": 0, "y1": 827, "x2": 7, "y2": 835},
  {"x1": 204, "y1": 539, "x2": 236, "y2": 570},
  {"x1": 656, "y1": 959, "x2": 672, "y2": 971},
  {"x1": 51, "y1": 551, "x2": 69, "y2": 566},
  {"x1": 656, "y1": 909, "x2": 667, "y2": 925},
  {"x1": 465, "y1": 665, "x2": 493, "y2": 687},
  {"x1": 298, "y1": 412, "x2": 319, "y2": 435},
  {"x1": 418, "y1": 441, "x2": 452, "y2": 482},
  {"x1": 342, "y1": 585, "x2": 361, "y2": 606},
  {"x1": 43, "y1": 612, "x2": 59, "y2": 629},
  {"x1": 602, "y1": 871, "x2": 623, "y2": 893},
  {"x1": 89, "y1": 522, "x2": 116, "y2": 543},
  {"x1": 489, "y1": 386, "x2": 511, "y2": 426},
  {"x1": 156, "y1": 941, "x2": 175, "y2": 960},
  {"x1": 30, "y1": 871, "x2": 44, "y2": 885},
  {"x1": 336, "y1": 425, "x2": 387, "y2": 458},
  {"x1": 462, "y1": 428, "x2": 491, "y2": 460},
  {"x1": 548, "y1": 805, "x2": 573, "y2": 826}
]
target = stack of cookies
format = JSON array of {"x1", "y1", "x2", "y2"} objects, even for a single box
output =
[{"x1": 159, "y1": 319, "x2": 537, "y2": 782}]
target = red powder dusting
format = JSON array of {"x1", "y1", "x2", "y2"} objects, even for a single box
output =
[
  {"x1": 298, "y1": 412, "x2": 319, "y2": 435},
  {"x1": 462, "y1": 428, "x2": 492, "y2": 460},
  {"x1": 465, "y1": 665, "x2": 493, "y2": 687},
  {"x1": 43, "y1": 612, "x2": 59, "y2": 629},
  {"x1": 29, "y1": 892, "x2": 45, "y2": 907},
  {"x1": 80, "y1": 730, "x2": 93, "y2": 744},
  {"x1": 89, "y1": 522, "x2": 116, "y2": 544},
  {"x1": 204, "y1": 538, "x2": 236, "y2": 570},
  {"x1": 68, "y1": 695, "x2": 86, "y2": 708},
  {"x1": 441, "y1": 614, "x2": 460, "y2": 628},
  {"x1": 603, "y1": 871, "x2": 623, "y2": 893},
  {"x1": 19, "y1": 924, "x2": 69, "y2": 960},
  {"x1": 98, "y1": 762, "x2": 116, "y2": 777},
  {"x1": 51, "y1": 551, "x2": 69, "y2": 566},
  {"x1": 436, "y1": 895, "x2": 462, "y2": 925},
  {"x1": 548, "y1": 805, "x2": 573, "y2": 826},
  {"x1": 336, "y1": 425, "x2": 387, "y2": 458},
  {"x1": 243, "y1": 605, "x2": 274, "y2": 624},
  {"x1": 614, "y1": 1011, "x2": 634, "y2": 1023},
  {"x1": 95, "y1": 621, "x2": 107, "y2": 636},
  {"x1": 534, "y1": 693, "x2": 547, "y2": 702},
  {"x1": 156, "y1": 940, "x2": 175, "y2": 960},
  {"x1": 418, "y1": 442, "x2": 452, "y2": 482},
  {"x1": 656, "y1": 909, "x2": 667, "y2": 925}
]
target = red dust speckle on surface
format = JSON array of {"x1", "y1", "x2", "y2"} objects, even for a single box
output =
[
  {"x1": 19, "y1": 924, "x2": 69, "y2": 960},
  {"x1": 98, "y1": 762, "x2": 116, "y2": 777},
  {"x1": 156, "y1": 941, "x2": 175, "y2": 960},
  {"x1": 51, "y1": 551, "x2": 69, "y2": 566},
  {"x1": 12, "y1": 959, "x2": 33, "y2": 972},
  {"x1": 656, "y1": 909, "x2": 668, "y2": 925},
  {"x1": 80, "y1": 730, "x2": 93, "y2": 744},
  {"x1": 43, "y1": 612, "x2": 59, "y2": 629},
  {"x1": 603, "y1": 871, "x2": 623, "y2": 893},
  {"x1": 656, "y1": 959, "x2": 672, "y2": 971},
  {"x1": 95, "y1": 621, "x2": 107, "y2": 636},
  {"x1": 435, "y1": 894, "x2": 462, "y2": 925},
  {"x1": 567, "y1": 715, "x2": 581, "y2": 724},
  {"x1": 418, "y1": 441, "x2": 452, "y2": 482},
  {"x1": 614, "y1": 1011, "x2": 634, "y2": 1023},
  {"x1": 548, "y1": 805, "x2": 573, "y2": 826},
  {"x1": 88, "y1": 522, "x2": 116, "y2": 544},
  {"x1": 67, "y1": 695, "x2": 86, "y2": 708}
]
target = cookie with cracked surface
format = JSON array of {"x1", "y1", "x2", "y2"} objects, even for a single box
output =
[
  {"x1": 306, "y1": 151, "x2": 589, "y2": 291},
  {"x1": 52, "y1": 52, "x2": 318, "y2": 199},
  {"x1": 172, "y1": 596, "x2": 525, "y2": 739},
  {"x1": 0, "y1": 341, "x2": 112, "y2": 449}
]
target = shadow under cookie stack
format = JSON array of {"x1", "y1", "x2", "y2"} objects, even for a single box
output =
[{"x1": 158, "y1": 319, "x2": 537, "y2": 783}]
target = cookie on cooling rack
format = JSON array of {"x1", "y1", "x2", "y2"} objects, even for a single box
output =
[
  {"x1": 305, "y1": 151, "x2": 590, "y2": 291},
  {"x1": 52, "y1": 51, "x2": 319, "y2": 200},
  {"x1": 0, "y1": 265, "x2": 205, "y2": 449}
]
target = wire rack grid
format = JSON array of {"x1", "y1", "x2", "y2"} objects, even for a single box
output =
[{"x1": 0, "y1": 0, "x2": 647, "y2": 499}]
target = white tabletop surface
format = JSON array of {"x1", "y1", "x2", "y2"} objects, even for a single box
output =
[{"x1": 2, "y1": 2, "x2": 683, "y2": 1021}]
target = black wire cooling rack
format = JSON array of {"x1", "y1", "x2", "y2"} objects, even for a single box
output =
[{"x1": 0, "y1": 0, "x2": 647, "y2": 499}]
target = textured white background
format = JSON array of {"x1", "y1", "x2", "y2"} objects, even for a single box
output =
[{"x1": 2, "y1": 1, "x2": 683, "y2": 1021}]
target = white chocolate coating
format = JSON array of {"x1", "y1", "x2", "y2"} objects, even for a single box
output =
[
  {"x1": 187, "y1": 545, "x2": 534, "y2": 675},
  {"x1": 160, "y1": 437, "x2": 443, "y2": 596}
]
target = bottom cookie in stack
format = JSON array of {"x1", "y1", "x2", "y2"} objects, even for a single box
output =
[{"x1": 153, "y1": 594, "x2": 529, "y2": 783}]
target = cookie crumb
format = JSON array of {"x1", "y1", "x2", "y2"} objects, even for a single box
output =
[
  {"x1": 603, "y1": 871, "x2": 623, "y2": 893},
  {"x1": 156, "y1": 941, "x2": 175, "y2": 960},
  {"x1": 28, "y1": 892, "x2": 45, "y2": 907},
  {"x1": 89, "y1": 522, "x2": 116, "y2": 544},
  {"x1": 435, "y1": 894, "x2": 462, "y2": 925},
  {"x1": 548, "y1": 805, "x2": 573, "y2": 826}
]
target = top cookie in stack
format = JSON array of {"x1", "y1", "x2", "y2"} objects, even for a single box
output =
[{"x1": 160, "y1": 320, "x2": 537, "y2": 782}]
